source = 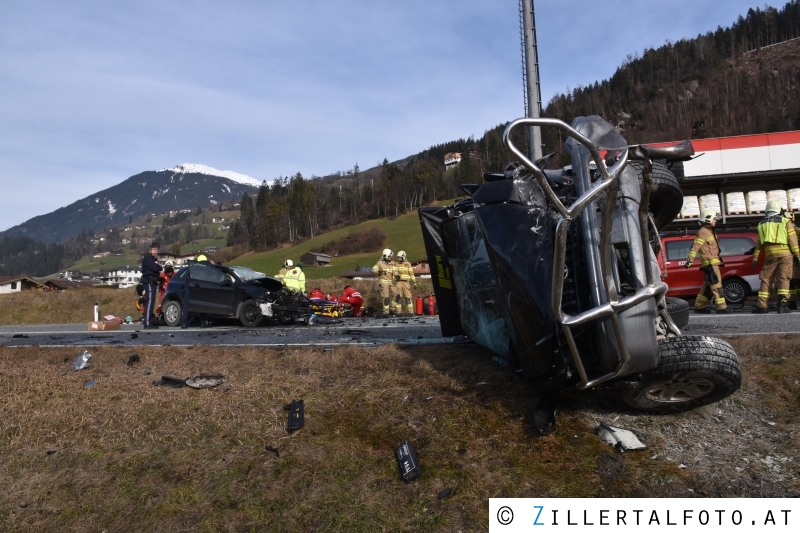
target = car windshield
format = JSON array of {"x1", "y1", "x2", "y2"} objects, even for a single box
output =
[{"x1": 228, "y1": 266, "x2": 266, "y2": 281}]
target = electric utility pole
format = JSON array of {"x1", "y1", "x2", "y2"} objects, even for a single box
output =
[{"x1": 520, "y1": 0, "x2": 543, "y2": 161}]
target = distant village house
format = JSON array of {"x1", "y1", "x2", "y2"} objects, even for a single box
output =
[
  {"x1": 444, "y1": 152, "x2": 461, "y2": 170},
  {"x1": 0, "y1": 276, "x2": 48, "y2": 294}
]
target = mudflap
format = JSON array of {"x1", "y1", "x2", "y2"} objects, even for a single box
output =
[{"x1": 419, "y1": 207, "x2": 464, "y2": 337}]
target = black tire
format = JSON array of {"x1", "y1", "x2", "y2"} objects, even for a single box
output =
[
  {"x1": 629, "y1": 161, "x2": 683, "y2": 229},
  {"x1": 239, "y1": 300, "x2": 262, "y2": 327},
  {"x1": 661, "y1": 160, "x2": 685, "y2": 181},
  {"x1": 620, "y1": 335, "x2": 741, "y2": 413},
  {"x1": 665, "y1": 297, "x2": 690, "y2": 328},
  {"x1": 722, "y1": 277, "x2": 749, "y2": 309},
  {"x1": 163, "y1": 300, "x2": 182, "y2": 327}
]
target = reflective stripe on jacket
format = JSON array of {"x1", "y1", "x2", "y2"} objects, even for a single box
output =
[
  {"x1": 372, "y1": 260, "x2": 395, "y2": 284},
  {"x1": 394, "y1": 261, "x2": 415, "y2": 282},
  {"x1": 755, "y1": 216, "x2": 800, "y2": 260},
  {"x1": 687, "y1": 225, "x2": 722, "y2": 267}
]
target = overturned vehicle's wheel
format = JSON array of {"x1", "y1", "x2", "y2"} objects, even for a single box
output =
[
  {"x1": 620, "y1": 335, "x2": 741, "y2": 413},
  {"x1": 665, "y1": 297, "x2": 690, "y2": 328},
  {"x1": 630, "y1": 161, "x2": 683, "y2": 229},
  {"x1": 163, "y1": 300, "x2": 182, "y2": 327}
]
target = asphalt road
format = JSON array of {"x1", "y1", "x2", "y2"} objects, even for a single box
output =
[
  {"x1": 0, "y1": 316, "x2": 455, "y2": 348},
  {"x1": 0, "y1": 308, "x2": 798, "y2": 348}
]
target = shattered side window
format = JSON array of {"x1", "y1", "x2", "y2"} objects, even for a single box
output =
[{"x1": 448, "y1": 214, "x2": 511, "y2": 359}]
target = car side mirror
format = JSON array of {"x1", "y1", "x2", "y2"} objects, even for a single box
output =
[
  {"x1": 745, "y1": 247, "x2": 755, "y2": 256},
  {"x1": 221, "y1": 278, "x2": 233, "y2": 287}
]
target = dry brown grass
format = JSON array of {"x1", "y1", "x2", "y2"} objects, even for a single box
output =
[
  {"x1": 0, "y1": 336, "x2": 798, "y2": 532},
  {"x1": 0, "y1": 288, "x2": 137, "y2": 325}
]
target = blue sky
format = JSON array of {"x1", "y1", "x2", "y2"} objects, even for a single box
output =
[{"x1": 0, "y1": 0, "x2": 778, "y2": 232}]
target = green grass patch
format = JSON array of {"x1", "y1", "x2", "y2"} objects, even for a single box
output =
[{"x1": 229, "y1": 204, "x2": 451, "y2": 280}]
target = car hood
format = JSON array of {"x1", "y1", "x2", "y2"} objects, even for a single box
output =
[{"x1": 243, "y1": 276, "x2": 284, "y2": 292}]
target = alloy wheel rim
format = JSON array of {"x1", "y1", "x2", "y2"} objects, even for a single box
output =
[
  {"x1": 724, "y1": 282, "x2": 745, "y2": 303},
  {"x1": 644, "y1": 375, "x2": 716, "y2": 402}
]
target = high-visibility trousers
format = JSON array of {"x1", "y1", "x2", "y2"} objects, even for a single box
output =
[
  {"x1": 379, "y1": 282, "x2": 397, "y2": 312},
  {"x1": 757, "y1": 254, "x2": 793, "y2": 308},
  {"x1": 695, "y1": 264, "x2": 726, "y2": 310}
]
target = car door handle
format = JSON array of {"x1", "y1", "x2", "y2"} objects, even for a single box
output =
[{"x1": 190, "y1": 284, "x2": 200, "y2": 288}]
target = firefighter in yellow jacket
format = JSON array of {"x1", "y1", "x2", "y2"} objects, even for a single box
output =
[
  {"x1": 751, "y1": 200, "x2": 800, "y2": 313},
  {"x1": 372, "y1": 249, "x2": 397, "y2": 315},
  {"x1": 393, "y1": 250, "x2": 416, "y2": 315},
  {"x1": 685, "y1": 209, "x2": 730, "y2": 314}
]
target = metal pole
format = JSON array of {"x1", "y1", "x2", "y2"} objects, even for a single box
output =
[{"x1": 520, "y1": 0, "x2": 543, "y2": 161}]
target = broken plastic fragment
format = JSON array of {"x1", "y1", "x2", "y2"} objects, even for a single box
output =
[
  {"x1": 395, "y1": 440, "x2": 422, "y2": 482},
  {"x1": 154, "y1": 375, "x2": 186, "y2": 388},
  {"x1": 595, "y1": 422, "x2": 647, "y2": 452},
  {"x1": 71, "y1": 350, "x2": 92, "y2": 371},
  {"x1": 185, "y1": 375, "x2": 228, "y2": 389},
  {"x1": 285, "y1": 400, "x2": 304, "y2": 434}
]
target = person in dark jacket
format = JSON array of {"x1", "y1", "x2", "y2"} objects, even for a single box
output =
[{"x1": 141, "y1": 243, "x2": 163, "y2": 329}]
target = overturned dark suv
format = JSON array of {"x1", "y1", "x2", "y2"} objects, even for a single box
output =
[{"x1": 420, "y1": 115, "x2": 741, "y2": 434}]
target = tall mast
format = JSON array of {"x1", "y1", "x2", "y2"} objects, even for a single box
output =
[{"x1": 520, "y1": 0, "x2": 543, "y2": 161}]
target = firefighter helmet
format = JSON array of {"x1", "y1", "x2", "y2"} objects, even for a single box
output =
[
  {"x1": 196, "y1": 254, "x2": 208, "y2": 262},
  {"x1": 284, "y1": 259, "x2": 293, "y2": 268},
  {"x1": 396, "y1": 250, "x2": 406, "y2": 261},
  {"x1": 699, "y1": 209, "x2": 719, "y2": 224},
  {"x1": 382, "y1": 249, "x2": 393, "y2": 259},
  {"x1": 766, "y1": 199, "x2": 782, "y2": 214}
]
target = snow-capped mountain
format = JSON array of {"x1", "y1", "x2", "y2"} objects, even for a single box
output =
[
  {"x1": 0, "y1": 164, "x2": 263, "y2": 243},
  {"x1": 162, "y1": 164, "x2": 263, "y2": 188}
]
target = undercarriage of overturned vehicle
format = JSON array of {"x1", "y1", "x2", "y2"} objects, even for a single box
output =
[{"x1": 419, "y1": 115, "x2": 741, "y2": 435}]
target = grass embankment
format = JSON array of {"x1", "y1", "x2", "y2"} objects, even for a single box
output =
[
  {"x1": 230, "y1": 207, "x2": 438, "y2": 280},
  {"x1": 1, "y1": 336, "x2": 798, "y2": 531},
  {"x1": 0, "y1": 288, "x2": 137, "y2": 325}
]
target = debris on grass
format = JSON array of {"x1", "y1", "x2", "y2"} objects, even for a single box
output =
[
  {"x1": 437, "y1": 487, "x2": 453, "y2": 500},
  {"x1": 395, "y1": 440, "x2": 422, "y2": 482},
  {"x1": 185, "y1": 375, "x2": 228, "y2": 389},
  {"x1": 595, "y1": 422, "x2": 647, "y2": 452},
  {"x1": 70, "y1": 350, "x2": 91, "y2": 371},
  {"x1": 265, "y1": 446, "x2": 280, "y2": 457},
  {"x1": 126, "y1": 354, "x2": 140, "y2": 366},
  {"x1": 153, "y1": 375, "x2": 186, "y2": 388},
  {"x1": 285, "y1": 400, "x2": 304, "y2": 434}
]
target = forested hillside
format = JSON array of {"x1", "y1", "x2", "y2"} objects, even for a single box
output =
[
  {"x1": 223, "y1": 127, "x2": 527, "y2": 252},
  {"x1": 542, "y1": 2, "x2": 800, "y2": 155}
]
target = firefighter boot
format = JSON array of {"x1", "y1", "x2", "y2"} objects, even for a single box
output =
[
  {"x1": 751, "y1": 306, "x2": 768, "y2": 314},
  {"x1": 777, "y1": 298, "x2": 792, "y2": 314}
]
